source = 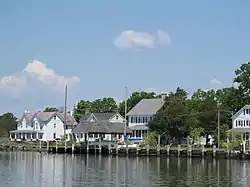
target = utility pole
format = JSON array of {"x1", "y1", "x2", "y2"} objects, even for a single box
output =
[
  {"x1": 64, "y1": 85, "x2": 68, "y2": 139},
  {"x1": 124, "y1": 86, "x2": 128, "y2": 140},
  {"x1": 217, "y1": 102, "x2": 220, "y2": 149}
]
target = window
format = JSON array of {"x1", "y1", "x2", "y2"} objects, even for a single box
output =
[
  {"x1": 116, "y1": 115, "x2": 119, "y2": 120},
  {"x1": 94, "y1": 134, "x2": 98, "y2": 138},
  {"x1": 88, "y1": 134, "x2": 93, "y2": 138},
  {"x1": 247, "y1": 121, "x2": 249, "y2": 126},
  {"x1": 244, "y1": 120, "x2": 246, "y2": 126},
  {"x1": 31, "y1": 123, "x2": 34, "y2": 128},
  {"x1": 247, "y1": 109, "x2": 249, "y2": 114},
  {"x1": 138, "y1": 117, "x2": 141, "y2": 123},
  {"x1": 53, "y1": 133, "x2": 56, "y2": 139},
  {"x1": 236, "y1": 121, "x2": 238, "y2": 126},
  {"x1": 53, "y1": 116, "x2": 56, "y2": 120},
  {"x1": 118, "y1": 134, "x2": 122, "y2": 139},
  {"x1": 36, "y1": 123, "x2": 38, "y2": 129},
  {"x1": 54, "y1": 124, "x2": 56, "y2": 128}
]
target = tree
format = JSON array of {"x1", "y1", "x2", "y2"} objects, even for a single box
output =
[
  {"x1": 149, "y1": 87, "x2": 190, "y2": 141},
  {"x1": 43, "y1": 107, "x2": 59, "y2": 112},
  {"x1": 143, "y1": 131, "x2": 158, "y2": 147},
  {"x1": 188, "y1": 126, "x2": 204, "y2": 145},
  {"x1": 73, "y1": 97, "x2": 117, "y2": 122},
  {"x1": 0, "y1": 113, "x2": 17, "y2": 137},
  {"x1": 119, "y1": 91, "x2": 157, "y2": 116}
]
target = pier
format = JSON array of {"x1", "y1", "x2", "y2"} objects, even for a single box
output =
[{"x1": 0, "y1": 140, "x2": 246, "y2": 159}]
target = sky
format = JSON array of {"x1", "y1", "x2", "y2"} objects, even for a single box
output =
[{"x1": 1, "y1": 1, "x2": 250, "y2": 115}]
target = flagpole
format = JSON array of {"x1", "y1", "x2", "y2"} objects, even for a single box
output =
[
  {"x1": 124, "y1": 86, "x2": 128, "y2": 140},
  {"x1": 64, "y1": 85, "x2": 67, "y2": 139}
]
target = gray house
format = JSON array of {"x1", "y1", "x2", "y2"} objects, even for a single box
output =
[
  {"x1": 127, "y1": 96, "x2": 165, "y2": 141},
  {"x1": 72, "y1": 111, "x2": 132, "y2": 142}
]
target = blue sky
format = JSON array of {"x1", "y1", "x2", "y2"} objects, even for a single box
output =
[{"x1": 1, "y1": 1, "x2": 250, "y2": 115}]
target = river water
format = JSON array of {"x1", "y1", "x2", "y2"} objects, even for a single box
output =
[{"x1": 0, "y1": 152, "x2": 249, "y2": 186}]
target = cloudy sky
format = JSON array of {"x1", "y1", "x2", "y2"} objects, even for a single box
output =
[{"x1": 1, "y1": 1, "x2": 250, "y2": 115}]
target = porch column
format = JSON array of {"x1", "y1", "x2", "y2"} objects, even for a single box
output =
[
  {"x1": 141, "y1": 130, "x2": 143, "y2": 138},
  {"x1": 14, "y1": 133, "x2": 16, "y2": 139}
]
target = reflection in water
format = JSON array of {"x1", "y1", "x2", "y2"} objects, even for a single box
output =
[{"x1": 0, "y1": 152, "x2": 249, "y2": 186}]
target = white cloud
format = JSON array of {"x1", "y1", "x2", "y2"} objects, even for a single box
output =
[
  {"x1": 209, "y1": 78, "x2": 222, "y2": 90},
  {"x1": 113, "y1": 30, "x2": 170, "y2": 50},
  {"x1": 0, "y1": 60, "x2": 80, "y2": 94}
]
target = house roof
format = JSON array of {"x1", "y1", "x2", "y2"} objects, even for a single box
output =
[
  {"x1": 126, "y1": 99, "x2": 163, "y2": 116},
  {"x1": 18, "y1": 111, "x2": 77, "y2": 126},
  {"x1": 72, "y1": 120, "x2": 132, "y2": 134},
  {"x1": 129, "y1": 125, "x2": 148, "y2": 130},
  {"x1": 79, "y1": 112, "x2": 121, "y2": 122},
  {"x1": 232, "y1": 105, "x2": 250, "y2": 120}
]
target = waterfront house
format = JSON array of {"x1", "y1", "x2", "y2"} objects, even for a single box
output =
[
  {"x1": 9, "y1": 109, "x2": 77, "y2": 141},
  {"x1": 229, "y1": 105, "x2": 250, "y2": 141},
  {"x1": 126, "y1": 95, "x2": 166, "y2": 141},
  {"x1": 72, "y1": 109, "x2": 132, "y2": 142}
]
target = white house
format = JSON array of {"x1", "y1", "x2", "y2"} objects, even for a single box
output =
[
  {"x1": 9, "y1": 110, "x2": 77, "y2": 141},
  {"x1": 72, "y1": 110, "x2": 132, "y2": 142},
  {"x1": 230, "y1": 105, "x2": 250, "y2": 141},
  {"x1": 126, "y1": 95, "x2": 165, "y2": 141}
]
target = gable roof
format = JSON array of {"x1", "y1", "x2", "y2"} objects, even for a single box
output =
[
  {"x1": 232, "y1": 105, "x2": 250, "y2": 120},
  {"x1": 19, "y1": 111, "x2": 77, "y2": 126},
  {"x1": 126, "y1": 99, "x2": 163, "y2": 116},
  {"x1": 80, "y1": 112, "x2": 123, "y2": 123},
  {"x1": 72, "y1": 120, "x2": 132, "y2": 134}
]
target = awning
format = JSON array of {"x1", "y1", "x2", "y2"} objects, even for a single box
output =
[
  {"x1": 9, "y1": 130, "x2": 44, "y2": 133},
  {"x1": 226, "y1": 128, "x2": 250, "y2": 133}
]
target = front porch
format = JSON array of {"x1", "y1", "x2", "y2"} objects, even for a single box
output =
[
  {"x1": 129, "y1": 125, "x2": 148, "y2": 141},
  {"x1": 9, "y1": 130, "x2": 44, "y2": 141},
  {"x1": 74, "y1": 133, "x2": 129, "y2": 142}
]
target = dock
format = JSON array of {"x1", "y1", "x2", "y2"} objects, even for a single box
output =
[{"x1": 0, "y1": 140, "x2": 246, "y2": 159}]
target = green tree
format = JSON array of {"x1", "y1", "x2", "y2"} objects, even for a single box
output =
[
  {"x1": 0, "y1": 113, "x2": 17, "y2": 137},
  {"x1": 73, "y1": 97, "x2": 117, "y2": 122},
  {"x1": 119, "y1": 91, "x2": 157, "y2": 116},
  {"x1": 43, "y1": 107, "x2": 59, "y2": 112},
  {"x1": 143, "y1": 131, "x2": 158, "y2": 147},
  {"x1": 149, "y1": 87, "x2": 190, "y2": 141},
  {"x1": 188, "y1": 126, "x2": 204, "y2": 145}
]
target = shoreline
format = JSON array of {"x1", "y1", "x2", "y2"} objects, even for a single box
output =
[{"x1": 0, "y1": 143, "x2": 247, "y2": 159}]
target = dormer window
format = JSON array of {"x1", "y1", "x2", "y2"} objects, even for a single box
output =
[
  {"x1": 247, "y1": 109, "x2": 249, "y2": 115},
  {"x1": 116, "y1": 115, "x2": 118, "y2": 120},
  {"x1": 54, "y1": 116, "x2": 56, "y2": 120}
]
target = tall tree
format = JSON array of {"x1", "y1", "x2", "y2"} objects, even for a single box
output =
[{"x1": 149, "y1": 87, "x2": 190, "y2": 140}]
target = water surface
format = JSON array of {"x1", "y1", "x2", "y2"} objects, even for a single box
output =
[{"x1": 0, "y1": 152, "x2": 249, "y2": 186}]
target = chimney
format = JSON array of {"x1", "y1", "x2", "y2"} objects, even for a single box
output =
[
  {"x1": 24, "y1": 109, "x2": 30, "y2": 113},
  {"x1": 85, "y1": 108, "x2": 90, "y2": 115}
]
